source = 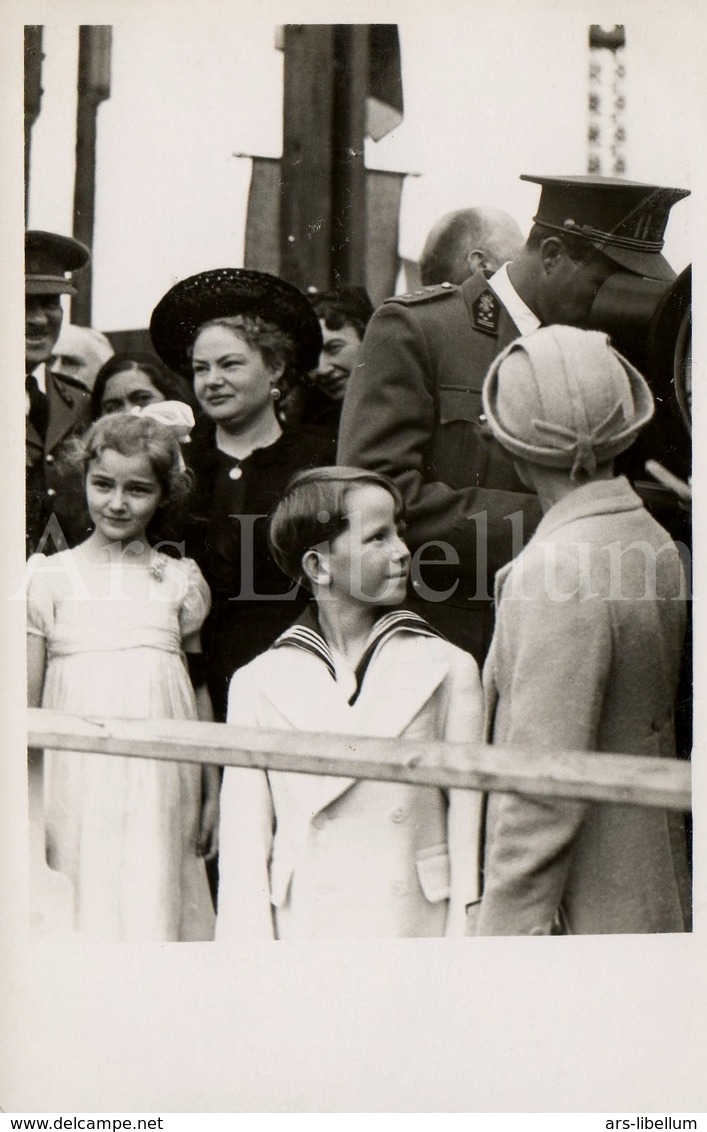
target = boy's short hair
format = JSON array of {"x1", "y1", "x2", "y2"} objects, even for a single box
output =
[{"x1": 268, "y1": 466, "x2": 406, "y2": 590}]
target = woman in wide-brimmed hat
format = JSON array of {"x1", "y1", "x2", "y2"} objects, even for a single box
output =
[{"x1": 150, "y1": 268, "x2": 335, "y2": 721}]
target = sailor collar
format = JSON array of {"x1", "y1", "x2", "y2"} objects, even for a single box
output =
[{"x1": 273, "y1": 605, "x2": 446, "y2": 706}]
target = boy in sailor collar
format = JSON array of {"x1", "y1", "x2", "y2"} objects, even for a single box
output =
[{"x1": 216, "y1": 467, "x2": 483, "y2": 939}]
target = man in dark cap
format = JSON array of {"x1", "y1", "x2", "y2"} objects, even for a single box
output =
[
  {"x1": 25, "y1": 230, "x2": 91, "y2": 556},
  {"x1": 338, "y1": 175, "x2": 689, "y2": 663}
]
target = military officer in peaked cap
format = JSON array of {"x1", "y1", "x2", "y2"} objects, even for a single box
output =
[
  {"x1": 337, "y1": 175, "x2": 689, "y2": 664},
  {"x1": 25, "y1": 230, "x2": 91, "y2": 556}
]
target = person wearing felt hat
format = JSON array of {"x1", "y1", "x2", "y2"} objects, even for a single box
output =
[
  {"x1": 474, "y1": 325, "x2": 690, "y2": 937},
  {"x1": 25, "y1": 230, "x2": 91, "y2": 557},
  {"x1": 149, "y1": 268, "x2": 336, "y2": 722},
  {"x1": 338, "y1": 174, "x2": 689, "y2": 667}
]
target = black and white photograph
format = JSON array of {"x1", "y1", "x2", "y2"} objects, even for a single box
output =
[{"x1": 1, "y1": 0, "x2": 706, "y2": 1116}]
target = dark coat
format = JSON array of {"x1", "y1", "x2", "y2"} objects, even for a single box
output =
[
  {"x1": 183, "y1": 417, "x2": 336, "y2": 719},
  {"x1": 337, "y1": 274, "x2": 542, "y2": 662}
]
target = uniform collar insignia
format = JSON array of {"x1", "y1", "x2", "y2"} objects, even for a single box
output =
[{"x1": 472, "y1": 288, "x2": 500, "y2": 336}]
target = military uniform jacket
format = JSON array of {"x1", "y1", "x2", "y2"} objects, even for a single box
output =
[
  {"x1": 337, "y1": 273, "x2": 542, "y2": 607},
  {"x1": 25, "y1": 367, "x2": 92, "y2": 556},
  {"x1": 476, "y1": 477, "x2": 690, "y2": 936}
]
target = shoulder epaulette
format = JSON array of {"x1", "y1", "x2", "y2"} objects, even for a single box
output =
[{"x1": 385, "y1": 282, "x2": 458, "y2": 306}]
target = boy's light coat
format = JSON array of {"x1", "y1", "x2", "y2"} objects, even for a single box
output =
[{"x1": 217, "y1": 630, "x2": 483, "y2": 939}]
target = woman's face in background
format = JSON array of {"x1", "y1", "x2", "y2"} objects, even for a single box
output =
[
  {"x1": 191, "y1": 324, "x2": 282, "y2": 430},
  {"x1": 312, "y1": 320, "x2": 362, "y2": 401},
  {"x1": 101, "y1": 369, "x2": 166, "y2": 415}
]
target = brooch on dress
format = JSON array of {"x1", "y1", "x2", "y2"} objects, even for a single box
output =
[{"x1": 149, "y1": 553, "x2": 168, "y2": 582}]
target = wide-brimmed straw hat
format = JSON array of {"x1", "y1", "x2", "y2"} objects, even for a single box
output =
[
  {"x1": 482, "y1": 325, "x2": 654, "y2": 480},
  {"x1": 149, "y1": 268, "x2": 323, "y2": 378}
]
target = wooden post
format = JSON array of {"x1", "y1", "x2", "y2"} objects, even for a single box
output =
[
  {"x1": 330, "y1": 25, "x2": 368, "y2": 287},
  {"x1": 280, "y1": 25, "x2": 335, "y2": 291},
  {"x1": 24, "y1": 26, "x2": 44, "y2": 225},
  {"x1": 71, "y1": 25, "x2": 112, "y2": 327}
]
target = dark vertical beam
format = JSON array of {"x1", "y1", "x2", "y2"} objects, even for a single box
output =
[
  {"x1": 331, "y1": 25, "x2": 368, "y2": 286},
  {"x1": 280, "y1": 25, "x2": 335, "y2": 291},
  {"x1": 71, "y1": 25, "x2": 112, "y2": 326},
  {"x1": 24, "y1": 26, "x2": 44, "y2": 224}
]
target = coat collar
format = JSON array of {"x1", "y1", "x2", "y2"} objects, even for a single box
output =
[
  {"x1": 531, "y1": 475, "x2": 643, "y2": 541},
  {"x1": 492, "y1": 475, "x2": 644, "y2": 601}
]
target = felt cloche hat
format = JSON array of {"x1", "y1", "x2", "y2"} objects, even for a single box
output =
[
  {"x1": 149, "y1": 268, "x2": 323, "y2": 378},
  {"x1": 481, "y1": 324, "x2": 655, "y2": 480}
]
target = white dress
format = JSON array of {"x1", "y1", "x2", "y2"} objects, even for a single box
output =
[{"x1": 27, "y1": 548, "x2": 216, "y2": 942}]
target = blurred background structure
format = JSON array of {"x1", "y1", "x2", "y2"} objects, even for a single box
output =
[{"x1": 24, "y1": 14, "x2": 693, "y2": 338}]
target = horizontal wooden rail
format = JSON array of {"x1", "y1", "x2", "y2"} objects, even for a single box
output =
[{"x1": 27, "y1": 708, "x2": 691, "y2": 811}]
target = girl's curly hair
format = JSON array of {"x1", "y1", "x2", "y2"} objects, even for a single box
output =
[{"x1": 68, "y1": 412, "x2": 193, "y2": 549}]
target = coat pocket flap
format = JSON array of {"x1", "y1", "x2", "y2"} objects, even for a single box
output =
[
  {"x1": 415, "y1": 844, "x2": 451, "y2": 903},
  {"x1": 438, "y1": 385, "x2": 483, "y2": 425}
]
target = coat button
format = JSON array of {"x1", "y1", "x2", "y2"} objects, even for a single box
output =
[
  {"x1": 46, "y1": 488, "x2": 57, "y2": 497},
  {"x1": 228, "y1": 466, "x2": 242, "y2": 480},
  {"x1": 390, "y1": 807, "x2": 405, "y2": 823},
  {"x1": 45, "y1": 454, "x2": 55, "y2": 464}
]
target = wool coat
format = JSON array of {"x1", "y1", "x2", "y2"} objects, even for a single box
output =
[
  {"x1": 337, "y1": 273, "x2": 542, "y2": 661},
  {"x1": 476, "y1": 477, "x2": 690, "y2": 936},
  {"x1": 216, "y1": 613, "x2": 484, "y2": 940}
]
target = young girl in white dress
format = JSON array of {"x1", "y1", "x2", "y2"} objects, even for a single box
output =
[{"x1": 26, "y1": 409, "x2": 219, "y2": 941}]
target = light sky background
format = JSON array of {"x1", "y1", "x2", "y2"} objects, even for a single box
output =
[{"x1": 27, "y1": 6, "x2": 697, "y2": 331}]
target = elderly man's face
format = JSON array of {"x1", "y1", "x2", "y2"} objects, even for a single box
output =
[{"x1": 25, "y1": 293, "x2": 63, "y2": 369}]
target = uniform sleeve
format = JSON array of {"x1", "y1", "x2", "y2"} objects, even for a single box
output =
[
  {"x1": 337, "y1": 301, "x2": 541, "y2": 576},
  {"x1": 178, "y1": 557, "x2": 212, "y2": 640},
  {"x1": 476, "y1": 580, "x2": 612, "y2": 936},
  {"x1": 26, "y1": 555, "x2": 55, "y2": 639},
  {"x1": 215, "y1": 665, "x2": 277, "y2": 941}
]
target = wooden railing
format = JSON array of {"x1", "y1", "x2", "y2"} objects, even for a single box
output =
[{"x1": 27, "y1": 708, "x2": 692, "y2": 811}]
